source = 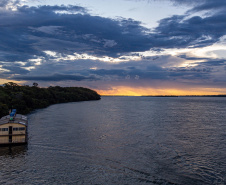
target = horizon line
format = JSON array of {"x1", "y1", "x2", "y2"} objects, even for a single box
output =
[{"x1": 100, "y1": 95, "x2": 226, "y2": 97}]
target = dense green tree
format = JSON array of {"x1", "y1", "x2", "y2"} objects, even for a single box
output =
[
  {"x1": 0, "y1": 82, "x2": 101, "y2": 116},
  {"x1": 0, "y1": 103, "x2": 9, "y2": 118}
]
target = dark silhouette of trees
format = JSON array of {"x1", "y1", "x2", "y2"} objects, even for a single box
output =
[
  {"x1": 0, "y1": 82, "x2": 101, "y2": 117},
  {"x1": 33, "y1": 82, "x2": 38, "y2": 87}
]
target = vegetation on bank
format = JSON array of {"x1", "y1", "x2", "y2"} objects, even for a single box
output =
[{"x1": 0, "y1": 82, "x2": 101, "y2": 117}]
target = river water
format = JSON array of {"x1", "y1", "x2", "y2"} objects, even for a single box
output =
[{"x1": 0, "y1": 97, "x2": 225, "y2": 184}]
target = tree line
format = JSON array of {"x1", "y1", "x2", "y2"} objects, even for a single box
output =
[{"x1": 0, "y1": 82, "x2": 101, "y2": 118}]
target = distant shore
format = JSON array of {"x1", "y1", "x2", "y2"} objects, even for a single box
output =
[{"x1": 101, "y1": 95, "x2": 226, "y2": 97}]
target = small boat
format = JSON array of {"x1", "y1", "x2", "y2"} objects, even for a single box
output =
[{"x1": 0, "y1": 109, "x2": 28, "y2": 146}]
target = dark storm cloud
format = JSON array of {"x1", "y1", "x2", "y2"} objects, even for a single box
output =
[
  {"x1": 161, "y1": 0, "x2": 226, "y2": 11},
  {"x1": 12, "y1": 73, "x2": 98, "y2": 81},
  {"x1": 169, "y1": 70, "x2": 211, "y2": 81},
  {"x1": 93, "y1": 57, "x2": 211, "y2": 81},
  {"x1": 188, "y1": 0, "x2": 226, "y2": 12},
  {"x1": 86, "y1": 57, "x2": 220, "y2": 84},
  {"x1": 3, "y1": 66, "x2": 29, "y2": 75},
  {"x1": 0, "y1": 0, "x2": 9, "y2": 7},
  {"x1": 1, "y1": 2, "x2": 226, "y2": 84},
  {"x1": 130, "y1": 0, "x2": 216, "y2": 7},
  {"x1": 0, "y1": 5, "x2": 89, "y2": 62},
  {"x1": 169, "y1": 0, "x2": 207, "y2": 6},
  {"x1": 18, "y1": 5, "x2": 87, "y2": 14},
  {"x1": 154, "y1": 12, "x2": 226, "y2": 48},
  {"x1": 178, "y1": 55, "x2": 210, "y2": 61},
  {"x1": 134, "y1": 0, "x2": 226, "y2": 12},
  {"x1": 168, "y1": 57, "x2": 226, "y2": 84},
  {"x1": 90, "y1": 69, "x2": 126, "y2": 76},
  {"x1": 90, "y1": 64, "x2": 169, "y2": 80},
  {"x1": 0, "y1": 4, "x2": 153, "y2": 62},
  {"x1": 7, "y1": 54, "x2": 222, "y2": 86},
  {"x1": 178, "y1": 54, "x2": 226, "y2": 67},
  {"x1": 2, "y1": 2, "x2": 226, "y2": 64},
  {"x1": 0, "y1": 0, "x2": 20, "y2": 7},
  {"x1": 0, "y1": 60, "x2": 30, "y2": 75},
  {"x1": 195, "y1": 60, "x2": 226, "y2": 67}
]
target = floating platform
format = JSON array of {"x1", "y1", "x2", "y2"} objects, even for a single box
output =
[{"x1": 0, "y1": 110, "x2": 28, "y2": 146}]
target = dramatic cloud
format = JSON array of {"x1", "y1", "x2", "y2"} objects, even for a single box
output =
[
  {"x1": 6, "y1": 54, "x2": 222, "y2": 89},
  {"x1": 13, "y1": 73, "x2": 98, "y2": 81},
  {"x1": 1, "y1": 3, "x2": 226, "y2": 64},
  {"x1": 136, "y1": 0, "x2": 226, "y2": 12},
  {"x1": 1, "y1": 0, "x2": 226, "y2": 95},
  {"x1": 0, "y1": 0, "x2": 9, "y2": 7},
  {"x1": 0, "y1": 0, "x2": 20, "y2": 8},
  {"x1": 155, "y1": 12, "x2": 226, "y2": 48},
  {"x1": 187, "y1": 0, "x2": 226, "y2": 12},
  {"x1": 0, "y1": 5, "x2": 154, "y2": 62},
  {"x1": 169, "y1": 0, "x2": 208, "y2": 5}
]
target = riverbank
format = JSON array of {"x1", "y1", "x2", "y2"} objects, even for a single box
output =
[{"x1": 0, "y1": 82, "x2": 101, "y2": 117}]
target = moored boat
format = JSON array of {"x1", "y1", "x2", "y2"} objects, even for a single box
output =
[{"x1": 0, "y1": 109, "x2": 28, "y2": 146}]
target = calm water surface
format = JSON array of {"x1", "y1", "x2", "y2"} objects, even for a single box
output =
[{"x1": 0, "y1": 97, "x2": 226, "y2": 184}]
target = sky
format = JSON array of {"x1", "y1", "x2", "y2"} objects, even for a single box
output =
[{"x1": 1, "y1": 0, "x2": 226, "y2": 95}]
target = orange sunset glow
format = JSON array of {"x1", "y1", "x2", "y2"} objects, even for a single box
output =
[{"x1": 97, "y1": 86, "x2": 226, "y2": 96}]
